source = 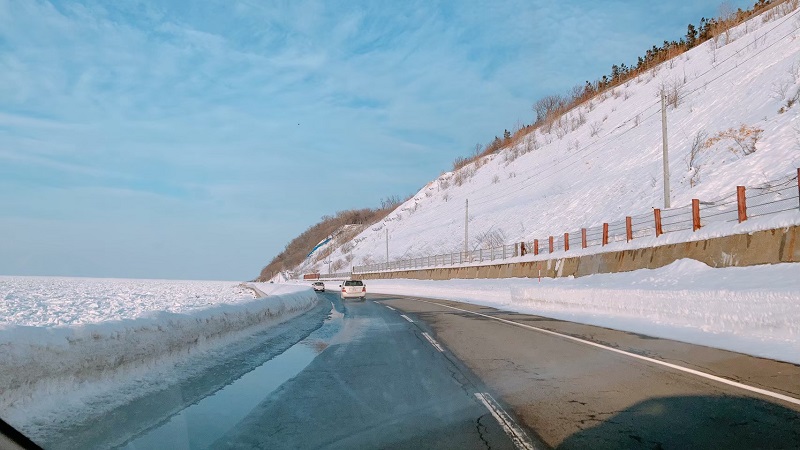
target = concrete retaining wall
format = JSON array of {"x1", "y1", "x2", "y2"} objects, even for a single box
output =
[{"x1": 358, "y1": 225, "x2": 800, "y2": 281}]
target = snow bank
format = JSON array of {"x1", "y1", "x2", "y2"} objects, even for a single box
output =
[
  {"x1": 0, "y1": 277, "x2": 317, "y2": 416},
  {"x1": 365, "y1": 260, "x2": 800, "y2": 364}
]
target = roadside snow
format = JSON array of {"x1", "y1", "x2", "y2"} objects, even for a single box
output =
[
  {"x1": 365, "y1": 260, "x2": 800, "y2": 364},
  {"x1": 0, "y1": 277, "x2": 318, "y2": 426},
  {"x1": 1, "y1": 277, "x2": 277, "y2": 326}
]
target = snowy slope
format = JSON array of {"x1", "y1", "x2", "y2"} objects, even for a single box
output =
[{"x1": 310, "y1": 5, "x2": 800, "y2": 273}]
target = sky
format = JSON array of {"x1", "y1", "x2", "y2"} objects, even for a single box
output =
[{"x1": 0, "y1": 0, "x2": 752, "y2": 281}]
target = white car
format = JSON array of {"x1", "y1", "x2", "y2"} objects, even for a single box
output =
[
  {"x1": 312, "y1": 281, "x2": 325, "y2": 292},
  {"x1": 340, "y1": 280, "x2": 366, "y2": 300}
]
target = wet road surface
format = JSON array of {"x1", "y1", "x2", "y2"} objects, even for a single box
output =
[
  {"x1": 377, "y1": 294, "x2": 800, "y2": 449},
  {"x1": 115, "y1": 292, "x2": 523, "y2": 449},
  {"x1": 212, "y1": 292, "x2": 522, "y2": 449},
  {"x1": 76, "y1": 289, "x2": 800, "y2": 449}
]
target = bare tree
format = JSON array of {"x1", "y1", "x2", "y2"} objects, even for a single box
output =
[
  {"x1": 589, "y1": 121, "x2": 602, "y2": 137},
  {"x1": 533, "y1": 95, "x2": 565, "y2": 124},
  {"x1": 688, "y1": 129, "x2": 707, "y2": 187},
  {"x1": 688, "y1": 129, "x2": 707, "y2": 171},
  {"x1": 380, "y1": 195, "x2": 401, "y2": 210}
]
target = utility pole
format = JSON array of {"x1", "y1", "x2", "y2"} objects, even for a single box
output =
[
  {"x1": 661, "y1": 92, "x2": 671, "y2": 209},
  {"x1": 385, "y1": 227, "x2": 389, "y2": 263},
  {"x1": 464, "y1": 199, "x2": 469, "y2": 254}
]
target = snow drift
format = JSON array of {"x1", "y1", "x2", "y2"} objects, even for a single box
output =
[
  {"x1": 0, "y1": 278, "x2": 318, "y2": 416},
  {"x1": 365, "y1": 260, "x2": 800, "y2": 364}
]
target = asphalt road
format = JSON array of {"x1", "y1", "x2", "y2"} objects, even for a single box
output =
[
  {"x1": 212, "y1": 292, "x2": 524, "y2": 449},
  {"x1": 66, "y1": 289, "x2": 800, "y2": 449},
  {"x1": 375, "y1": 294, "x2": 800, "y2": 449}
]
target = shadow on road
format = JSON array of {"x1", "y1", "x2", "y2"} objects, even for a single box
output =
[{"x1": 556, "y1": 394, "x2": 800, "y2": 449}]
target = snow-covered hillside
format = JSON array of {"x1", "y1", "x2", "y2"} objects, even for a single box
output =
[{"x1": 303, "y1": 4, "x2": 800, "y2": 274}]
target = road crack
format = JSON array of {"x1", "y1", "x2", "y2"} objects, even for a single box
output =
[{"x1": 476, "y1": 413, "x2": 492, "y2": 449}]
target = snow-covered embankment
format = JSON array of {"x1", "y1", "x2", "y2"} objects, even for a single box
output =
[
  {"x1": 0, "y1": 278, "x2": 318, "y2": 417},
  {"x1": 365, "y1": 260, "x2": 800, "y2": 364}
]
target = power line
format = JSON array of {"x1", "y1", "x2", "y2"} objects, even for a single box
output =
[
  {"x1": 463, "y1": 7, "x2": 800, "y2": 209},
  {"x1": 381, "y1": 6, "x2": 800, "y2": 233}
]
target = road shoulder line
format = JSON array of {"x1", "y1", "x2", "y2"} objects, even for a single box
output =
[
  {"x1": 422, "y1": 332, "x2": 444, "y2": 352},
  {"x1": 475, "y1": 392, "x2": 537, "y2": 450},
  {"x1": 415, "y1": 298, "x2": 800, "y2": 407}
]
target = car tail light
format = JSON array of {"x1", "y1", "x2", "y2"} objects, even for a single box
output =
[
  {"x1": 362, "y1": 287, "x2": 366, "y2": 292},
  {"x1": 342, "y1": 287, "x2": 346, "y2": 292}
]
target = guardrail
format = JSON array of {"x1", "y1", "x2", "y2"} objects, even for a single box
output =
[
  {"x1": 315, "y1": 272, "x2": 352, "y2": 280},
  {"x1": 354, "y1": 168, "x2": 800, "y2": 274},
  {"x1": 355, "y1": 244, "x2": 520, "y2": 273}
]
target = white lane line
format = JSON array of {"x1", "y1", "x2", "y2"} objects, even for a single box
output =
[
  {"x1": 475, "y1": 392, "x2": 537, "y2": 450},
  {"x1": 418, "y1": 299, "x2": 800, "y2": 407},
  {"x1": 384, "y1": 305, "x2": 396, "y2": 311},
  {"x1": 422, "y1": 332, "x2": 445, "y2": 352},
  {"x1": 400, "y1": 314, "x2": 413, "y2": 323}
]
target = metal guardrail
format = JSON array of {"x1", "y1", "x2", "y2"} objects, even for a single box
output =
[
  {"x1": 353, "y1": 169, "x2": 800, "y2": 275},
  {"x1": 355, "y1": 244, "x2": 519, "y2": 273},
  {"x1": 317, "y1": 272, "x2": 352, "y2": 280}
]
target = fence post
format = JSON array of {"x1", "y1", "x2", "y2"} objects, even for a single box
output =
[
  {"x1": 602, "y1": 223, "x2": 609, "y2": 246},
  {"x1": 654, "y1": 209, "x2": 662, "y2": 237},
  {"x1": 737, "y1": 186, "x2": 747, "y2": 223},
  {"x1": 548, "y1": 236, "x2": 554, "y2": 253},
  {"x1": 564, "y1": 233, "x2": 570, "y2": 251},
  {"x1": 626, "y1": 216, "x2": 633, "y2": 242},
  {"x1": 796, "y1": 168, "x2": 799, "y2": 210},
  {"x1": 534, "y1": 239, "x2": 539, "y2": 255},
  {"x1": 581, "y1": 228, "x2": 587, "y2": 248},
  {"x1": 692, "y1": 199, "x2": 701, "y2": 231}
]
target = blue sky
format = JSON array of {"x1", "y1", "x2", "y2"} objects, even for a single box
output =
[{"x1": 0, "y1": 0, "x2": 751, "y2": 280}]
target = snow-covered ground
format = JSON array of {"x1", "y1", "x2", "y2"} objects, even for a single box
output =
[
  {"x1": 0, "y1": 277, "x2": 317, "y2": 430},
  {"x1": 364, "y1": 260, "x2": 800, "y2": 364},
  {"x1": 301, "y1": 4, "x2": 800, "y2": 275}
]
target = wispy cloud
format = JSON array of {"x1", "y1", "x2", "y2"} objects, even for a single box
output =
[{"x1": 0, "y1": 0, "x2": 751, "y2": 279}]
